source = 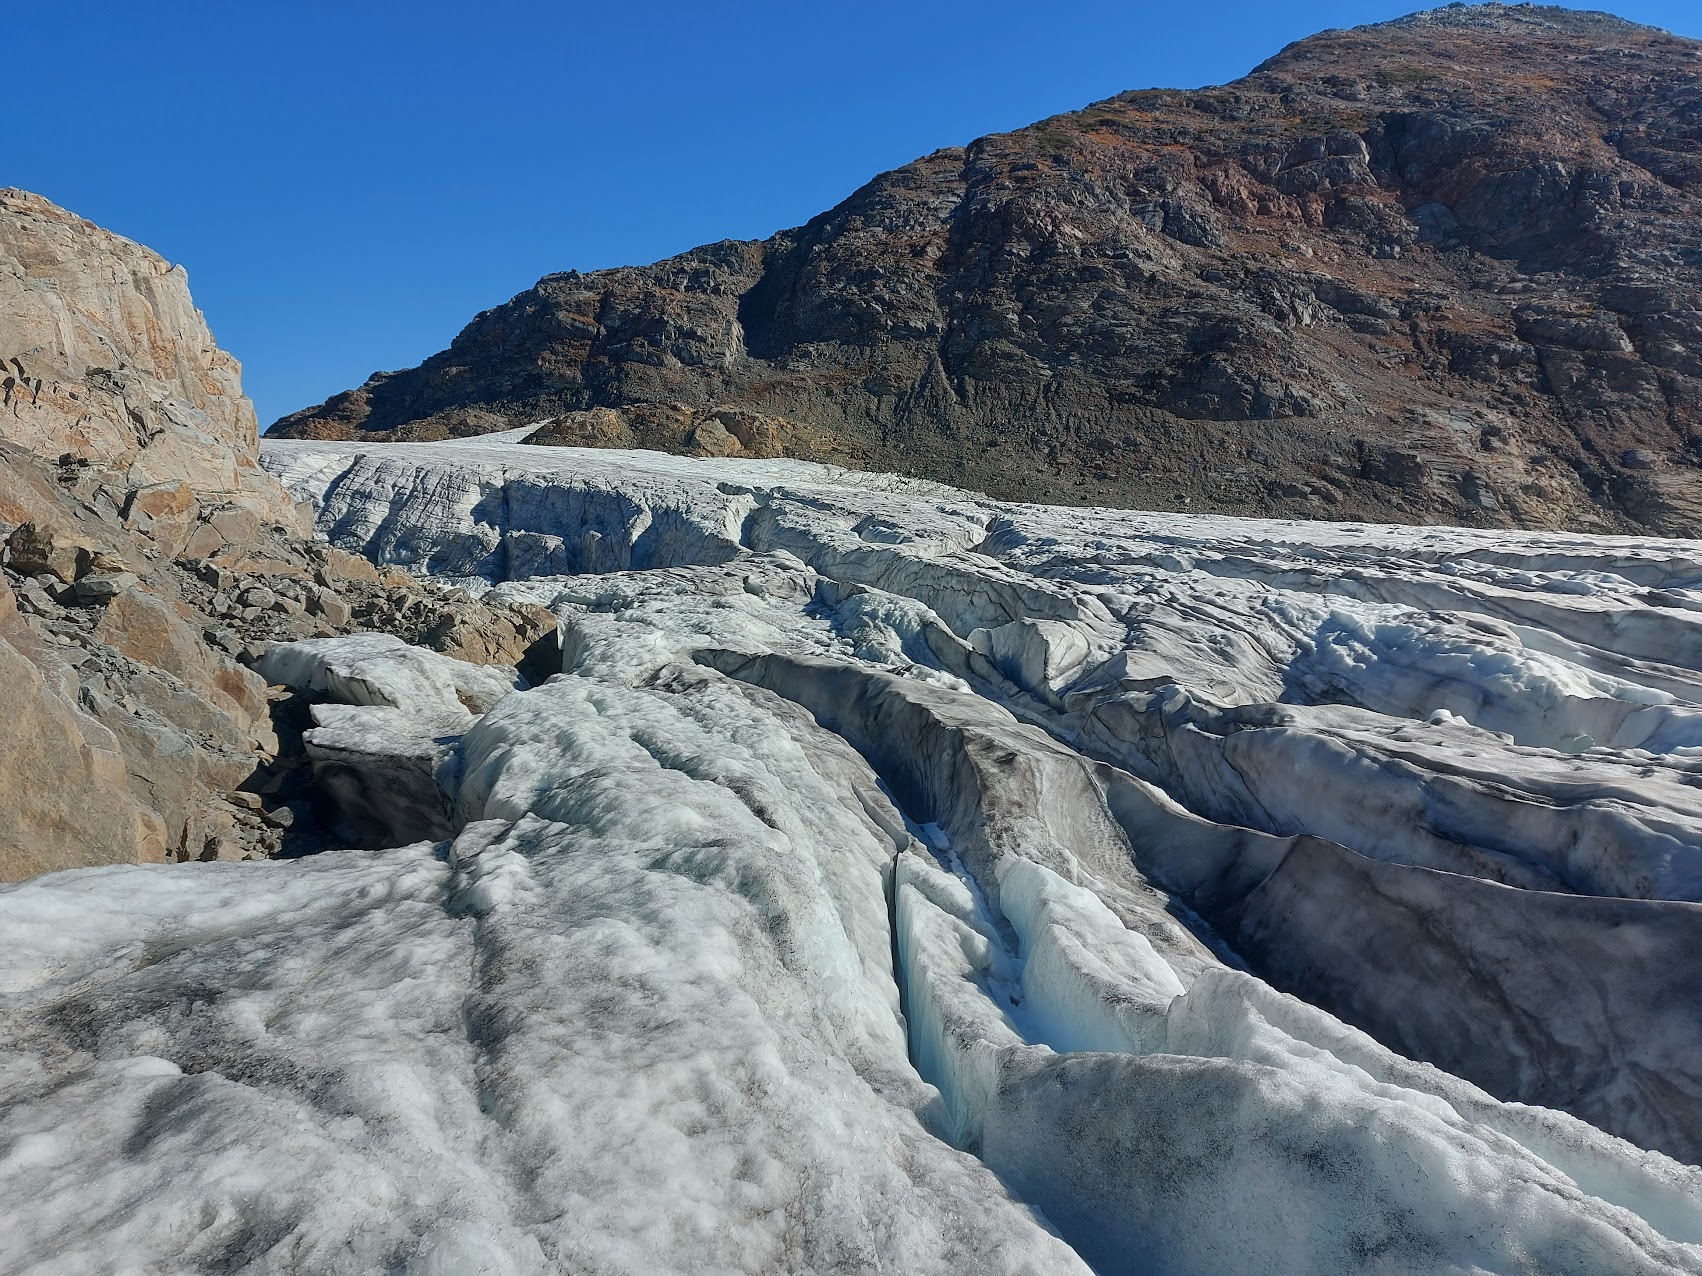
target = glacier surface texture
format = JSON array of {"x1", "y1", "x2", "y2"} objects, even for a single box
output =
[{"x1": 6, "y1": 431, "x2": 1702, "y2": 1274}]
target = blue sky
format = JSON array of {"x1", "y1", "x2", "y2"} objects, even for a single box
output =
[{"x1": 8, "y1": 2, "x2": 1701, "y2": 427}]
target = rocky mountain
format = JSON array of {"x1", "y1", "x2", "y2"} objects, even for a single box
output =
[
  {"x1": 11, "y1": 185, "x2": 1702, "y2": 1271},
  {"x1": 272, "y1": 3, "x2": 1702, "y2": 536}
]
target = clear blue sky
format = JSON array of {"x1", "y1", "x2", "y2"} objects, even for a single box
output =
[{"x1": 8, "y1": 1, "x2": 1700, "y2": 428}]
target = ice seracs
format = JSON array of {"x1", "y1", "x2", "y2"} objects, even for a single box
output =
[{"x1": 6, "y1": 432, "x2": 1702, "y2": 1273}]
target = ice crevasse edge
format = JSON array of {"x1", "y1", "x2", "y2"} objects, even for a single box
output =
[{"x1": 4, "y1": 429, "x2": 1702, "y2": 1273}]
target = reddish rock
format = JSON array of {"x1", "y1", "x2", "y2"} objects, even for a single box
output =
[
  {"x1": 5, "y1": 521, "x2": 93, "y2": 582},
  {"x1": 270, "y1": 5, "x2": 1702, "y2": 535},
  {"x1": 207, "y1": 505, "x2": 263, "y2": 546},
  {"x1": 0, "y1": 187, "x2": 301, "y2": 528},
  {"x1": 0, "y1": 580, "x2": 166, "y2": 881},
  {"x1": 93, "y1": 588, "x2": 270, "y2": 737},
  {"x1": 180, "y1": 521, "x2": 227, "y2": 561},
  {"x1": 317, "y1": 546, "x2": 380, "y2": 585},
  {"x1": 122, "y1": 481, "x2": 196, "y2": 524}
]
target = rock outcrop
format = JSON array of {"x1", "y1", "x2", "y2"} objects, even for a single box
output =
[
  {"x1": 273, "y1": 4, "x2": 1702, "y2": 535},
  {"x1": 0, "y1": 193, "x2": 560, "y2": 881},
  {"x1": 0, "y1": 575, "x2": 166, "y2": 878},
  {"x1": 0, "y1": 188, "x2": 295, "y2": 525}
]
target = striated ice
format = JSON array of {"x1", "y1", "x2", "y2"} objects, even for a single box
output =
[
  {"x1": 254, "y1": 632, "x2": 524, "y2": 716},
  {"x1": 6, "y1": 433, "x2": 1702, "y2": 1272}
]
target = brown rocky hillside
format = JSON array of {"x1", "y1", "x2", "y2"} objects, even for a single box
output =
[{"x1": 272, "y1": 3, "x2": 1702, "y2": 535}]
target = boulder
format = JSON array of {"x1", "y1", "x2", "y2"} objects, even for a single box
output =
[
  {"x1": 0, "y1": 580, "x2": 166, "y2": 880},
  {"x1": 312, "y1": 544, "x2": 381, "y2": 586},
  {"x1": 5, "y1": 521, "x2": 94, "y2": 583},
  {"x1": 69, "y1": 571, "x2": 139, "y2": 603},
  {"x1": 122, "y1": 481, "x2": 197, "y2": 524},
  {"x1": 421, "y1": 600, "x2": 559, "y2": 671},
  {"x1": 89, "y1": 678, "x2": 258, "y2": 858},
  {"x1": 207, "y1": 504, "x2": 263, "y2": 547},
  {"x1": 0, "y1": 444, "x2": 74, "y2": 530},
  {"x1": 121, "y1": 480, "x2": 199, "y2": 552},
  {"x1": 180, "y1": 521, "x2": 227, "y2": 561},
  {"x1": 310, "y1": 588, "x2": 353, "y2": 627},
  {"x1": 93, "y1": 588, "x2": 270, "y2": 737}
]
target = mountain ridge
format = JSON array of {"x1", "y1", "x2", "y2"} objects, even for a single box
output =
[{"x1": 271, "y1": 2, "x2": 1702, "y2": 535}]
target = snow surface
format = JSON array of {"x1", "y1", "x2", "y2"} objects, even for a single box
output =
[{"x1": 6, "y1": 434, "x2": 1702, "y2": 1273}]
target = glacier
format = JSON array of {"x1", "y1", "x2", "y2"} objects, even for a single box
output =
[{"x1": 6, "y1": 430, "x2": 1702, "y2": 1273}]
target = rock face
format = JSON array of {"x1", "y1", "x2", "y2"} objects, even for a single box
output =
[
  {"x1": 0, "y1": 194, "x2": 562, "y2": 882},
  {"x1": 274, "y1": 4, "x2": 1702, "y2": 535},
  {"x1": 0, "y1": 576, "x2": 166, "y2": 877},
  {"x1": 0, "y1": 188, "x2": 293, "y2": 524},
  {"x1": 0, "y1": 429, "x2": 561, "y2": 879}
]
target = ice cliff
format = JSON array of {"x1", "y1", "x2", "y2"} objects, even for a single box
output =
[{"x1": 7, "y1": 429, "x2": 1702, "y2": 1274}]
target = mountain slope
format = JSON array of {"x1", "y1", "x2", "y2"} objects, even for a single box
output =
[{"x1": 271, "y1": 3, "x2": 1702, "y2": 535}]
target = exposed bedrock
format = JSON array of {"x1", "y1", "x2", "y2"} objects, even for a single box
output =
[
  {"x1": 0, "y1": 188, "x2": 298, "y2": 527},
  {"x1": 0, "y1": 575, "x2": 167, "y2": 877},
  {"x1": 0, "y1": 190, "x2": 586, "y2": 879}
]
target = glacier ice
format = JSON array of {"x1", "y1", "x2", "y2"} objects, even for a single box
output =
[
  {"x1": 6, "y1": 435, "x2": 1702, "y2": 1273},
  {"x1": 252, "y1": 634, "x2": 530, "y2": 847}
]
